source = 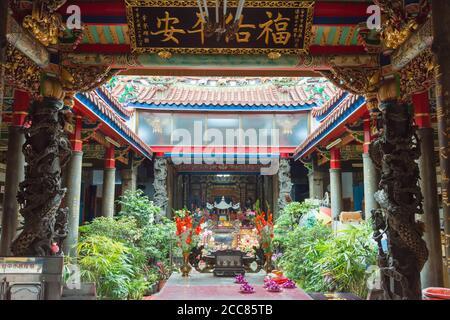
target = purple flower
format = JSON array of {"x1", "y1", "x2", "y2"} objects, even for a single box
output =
[
  {"x1": 282, "y1": 279, "x2": 297, "y2": 289},
  {"x1": 265, "y1": 280, "x2": 282, "y2": 292},
  {"x1": 235, "y1": 274, "x2": 247, "y2": 284},
  {"x1": 240, "y1": 282, "x2": 255, "y2": 293}
]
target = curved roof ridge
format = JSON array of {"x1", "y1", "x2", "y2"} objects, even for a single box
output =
[
  {"x1": 96, "y1": 86, "x2": 134, "y2": 119},
  {"x1": 295, "y1": 94, "x2": 365, "y2": 159},
  {"x1": 311, "y1": 89, "x2": 347, "y2": 118},
  {"x1": 77, "y1": 91, "x2": 152, "y2": 159}
]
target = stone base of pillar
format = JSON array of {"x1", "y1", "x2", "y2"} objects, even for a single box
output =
[{"x1": 102, "y1": 168, "x2": 116, "y2": 218}]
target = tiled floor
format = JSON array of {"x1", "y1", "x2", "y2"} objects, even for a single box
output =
[{"x1": 146, "y1": 271, "x2": 312, "y2": 300}]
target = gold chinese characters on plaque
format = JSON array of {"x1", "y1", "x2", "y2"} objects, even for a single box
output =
[{"x1": 125, "y1": 0, "x2": 315, "y2": 55}]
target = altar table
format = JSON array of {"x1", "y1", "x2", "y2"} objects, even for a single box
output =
[{"x1": 147, "y1": 271, "x2": 312, "y2": 300}]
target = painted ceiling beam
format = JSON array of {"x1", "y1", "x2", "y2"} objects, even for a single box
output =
[
  {"x1": 59, "y1": 1, "x2": 371, "y2": 18},
  {"x1": 151, "y1": 146, "x2": 296, "y2": 158},
  {"x1": 73, "y1": 44, "x2": 367, "y2": 55},
  {"x1": 64, "y1": 51, "x2": 377, "y2": 72},
  {"x1": 119, "y1": 68, "x2": 322, "y2": 77},
  {"x1": 65, "y1": 15, "x2": 369, "y2": 26}
]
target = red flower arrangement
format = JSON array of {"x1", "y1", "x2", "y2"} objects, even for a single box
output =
[
  {"x1": 175, "y1": 209, "x2": 204, "y2": 253},
  {"x1": 254, "y1": 210, "x2": 274, "y2": 254}
]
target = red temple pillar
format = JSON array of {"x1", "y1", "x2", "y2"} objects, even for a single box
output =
[
  {"x1": 413, "y1": 91, "x2": 444, "y2": 288},
  {"x1": 102, "y1": 145, "x2": 116, "y2": 217},
  {"x1": 0, "y1": 90, "x2": 28, "y2": 255}
]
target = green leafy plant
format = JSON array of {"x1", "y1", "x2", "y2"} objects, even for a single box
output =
[
  {"x1": 117, "y1": 190, "x2": 161, "y2": 228},
  {"x1": 79, "y1": 216, "x2": 141, "y2": 245},
  {"x1": 277, "y1": 220, "x2": 376, "y2": 297},
  {"x1": 75, "y1": 190, "x2": 176, "y2": 299},
  {"x1": 274, "y1": 201, "x2": 318, "y2": 250},
  {"x1": 140, "y1": 216, "x2": 176, "y2": 265},
  {"x1": 278, "y1": 220, "x2": 332, "y2": 292},
  {"x1": 315, "y1": 223, "x2": 377, "y2": 297},
  {"x1": 283, "y1": 201, "x2": 318, "y2": 222},
  {"x1": 77, "y1": 235, "x2": 135, "y2": 299}
]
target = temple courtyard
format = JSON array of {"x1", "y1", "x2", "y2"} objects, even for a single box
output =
[{"x1": 0, "y1": 0, "x2": 449, "y2": 301}]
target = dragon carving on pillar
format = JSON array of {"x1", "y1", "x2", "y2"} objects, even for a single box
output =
[
  {"x1": 277, "y1": 159, "x2": 293, "y2": 213},
  {"x1": 11, "y1": 77, "x2": 72, "y2": 256},
  {"x1": 369, "y1": 80, "x2": 428, "y2": 300},
  {"x1": 153, "y1": 157, "x2": 168, "y2": 214}
]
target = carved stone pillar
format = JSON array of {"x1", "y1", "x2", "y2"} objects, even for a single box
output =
[
  {"x1": 10, "y1": 78, "x2": 72, "y2": 256},
  {"x1": 153, "y1": 157, "x2": 168, "y2": 215},
  {"x1": 431, "y1": 0, "x2": 450, "y2": 284},
  {"x1": 370, "y1": 79, "x2": 428, "y2": 300},
  {"x1": 0, "y1": 90, "x2": 28, "y2": 255},
  {"x1": 166, "y1": 161, "x2": 174, "y2": 215},
  {"x1": 277, "y1": 158, "x2": 293, "y2": 214}
]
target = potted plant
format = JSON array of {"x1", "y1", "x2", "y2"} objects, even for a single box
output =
[{"x1": 156, "y1": 261, "x2": 171, "y2": 291}]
